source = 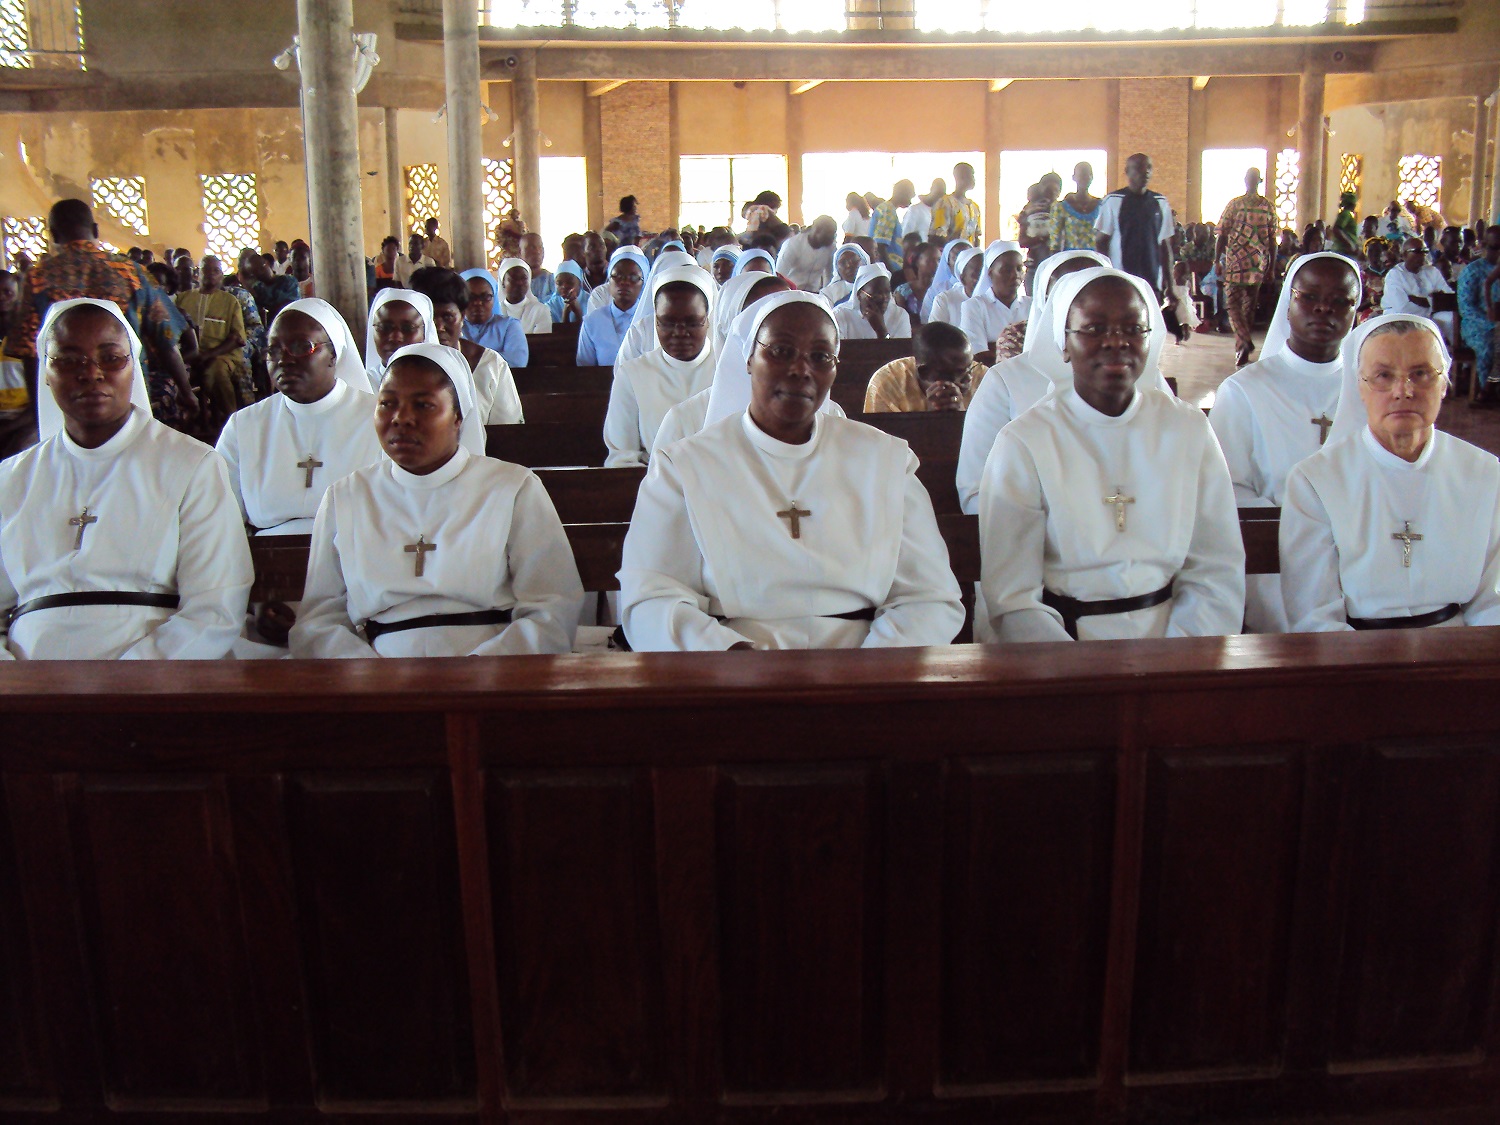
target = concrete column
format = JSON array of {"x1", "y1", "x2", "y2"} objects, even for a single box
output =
[
  {"x1": 383, "y1": 107, "x2": 403, "y2": 239},
  {"x1": 583, "y1": 90, "x2": 604, "y2": 232},
  {"x1": 786, "y1": 89, "x2": 805, "y2": 227},
  {"x1": 984, "y1": 86, "x2": 1004, "y2": 241},
  {"x1": 297, "y1": 0, "x2": 369, "y2": 343},
  {"x1": 668, "y1": 82, "x2": 681, "y2": 229},
  {"x1": 1296, "y1": 63, "x2": 1326, "y2": 229},
  {"x1": 442, "y1": 0, "x2": 485, "y2": 270},
  {"x1": 1187, "y1": 86, "x2": 1207, "y2": 223},
  {"x1": 512, "y1": 49, "x2": 543, "y2": 238},
  {"x1": 1482, "y1": 75, "x2": 1500, "y2": 227}
]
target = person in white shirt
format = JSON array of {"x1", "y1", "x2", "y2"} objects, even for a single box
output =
[
  {"x1": 842, "y1": 193, "x2": 869, "y2": 237},
  {"x1": 364, "y1": 287, "x2": 437, "y2": 392},
  {"x1": 290, "y1": 342, "x2": 583, "y2": 658},
  {"x1": 819, "y1": 244, "x2": 870, "y2": 307},
  {"x1": 0, "y1": 298, "x2": 251, "y2": 660},
  {"x1": 1093, "y1": 153, "x2": 1176, "y2": 298},
  {"x1": 959, "y1": 241, "x2": 1030, "y2": 362},
  {"x1": 1281, "y1": 314, "x2": 1500, "y2": 632},
  {"x1": 409, "y1": 266, "x2": 523, "y2": 425},
  {"x1": 832, "y1": 263, "x2": 913, "y2": 341},
  {"x1": 1380, "y1": 237, "x2": 1456, "y2": 344},
  {"x1": 496, "y1": 257, "x2": 553, "y2": 334},
  {"x1": 394, "y1": 233, "x2": 436, "y2": 288},
  {"x1": 979, "y1": 267, "x2": 1244, "y2": 641},
  {"x1": 901, "y1": 178, "x2": 944, "y2": 243},
  {"x1": 1209, "y1": 252, "x2": 1360, "y2": 632},
  {"x1": 605, "y1": 266, "x2": 716, "y2": 467},
  {"x1": 956, "y1": 249, "x2": 1111, "y2": 516},
  {"x1": 929, "y1": 246, "x2": 984, "y2": 327},
  {"x1": 619, "y1": 291, "x2": 962, "y2": 651},
  {"x1": 774, "y1": 216, "x2": 839, "y2": 292}
]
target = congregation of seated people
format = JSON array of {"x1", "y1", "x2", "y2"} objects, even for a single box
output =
[{"x1": 2, "y1": 172, "x2": 1499, "y2": 661}]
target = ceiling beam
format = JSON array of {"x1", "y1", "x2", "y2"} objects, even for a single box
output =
[{"x1": 585, "y1": 79, "x2": 628, "y2": 96}]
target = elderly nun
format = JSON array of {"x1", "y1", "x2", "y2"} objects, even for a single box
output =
[
  {"x1": 1281, "y1": 314, "x2": 1500, "y2": 632},
  {"x1": 0, "y1": 298, "x2": 251, "y2": 659},
  {"x1": 978, "y1": 267, "x2": 1243, "y2": 642},
  {"x1": 819, "y1": 243, "x2": 870, "y2": 307},
  {"x1": 291, "y1": 342, "x2": 583, "y2": 658}
]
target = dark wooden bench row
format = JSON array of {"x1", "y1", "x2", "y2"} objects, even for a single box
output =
[{"x1": 516, "y1": 331, "x2": 909, "y2": 376}]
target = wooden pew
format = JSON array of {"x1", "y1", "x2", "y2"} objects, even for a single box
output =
[
  {"x1": 513, "y1": 365, "x2": 611, "y2": 396},
  {"x1": 487, "y1": 421, "x2": 605, "y2": 468},
  {"x1": 833, "y1": 336, "x2": 913, "y2": 385},
  {"x1": 518, "y1": 391, "x2": 610, "y2": 427},
  {"x1": 8, "y1": 633, "x2": 1500, "y2": 1122},
  {"x1": 522, "y1": 324, "x2": 580, "y2": 368}
]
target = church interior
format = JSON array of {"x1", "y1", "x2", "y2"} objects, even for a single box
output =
[{"x1": 3, "y1": 0, "x2": 1500, "y2": 1122}]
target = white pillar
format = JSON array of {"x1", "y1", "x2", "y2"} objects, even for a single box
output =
[
  {"x1": 513, "y1": 49, "x2": 543, "y2": 237},
  {"x1": 297, "y1": 0, "x2": 369, "y2": 342},
  {"x1": 1297, "y1": 63, "x2": 1326, "y2": 229},
  {"x1": 442, "y1": 0, "x2": 485, "y2": 270},
  {"x1": 1488, "y1": 77, "x2": 1500, "y2": 226},
  {"x1": 384, "y1": 108, "x2": 403, "y2": 240}
]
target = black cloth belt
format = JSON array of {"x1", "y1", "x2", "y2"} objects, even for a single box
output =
[
  {"x1": 611, "y1": 606, "x2": 879, "y2": 653},
  {"x1": 363, "y1": 608, "x2": 513, "y2": 643},
  {"x1": 6, "y1": 591, "x2": 179, "y2": 629},
  {"x1": 1347, "y1": 603, "x2": 1461, "y2": 631},
  {"x1": 1041, "y1": 583, "x2": 1174, "y2": 641}
]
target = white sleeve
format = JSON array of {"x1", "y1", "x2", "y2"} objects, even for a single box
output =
[
  {"x1": 1280, "y1": 462, "x2": 1352, "y2": 632},
  {"x1": 956, "y1": 367, "x2": 1012, "y2": 516},
  {"x1": 1380, "y1": 270, "x2": 1407, "y2": 312},
  {"x1": 287, "y1": 487, "x2": 376, "y2": 657},
  {"x1": 524, "y1": 303, "x2": 551, "y2": 334},
  {"x1": 119, "y1": 452, "x2": 253, "y2": 660},
  {"x1": 1163, "y1": 424, "x2": 1245, "y2": 638},
  {"x1": 978, "y1": 429, "x2": 1072, "y2": 642},
  {"x1": 472, "y1": 474, "x2": 583, "y2": 655},
  {"x1": 651, "y1": 403, "x2": 688, "y2": 459},
  {"x1": 618, "y1": 451, "x2": 754, "y2": 651},
  {"x1": 1158, "y1": 198, "x2": 1175, "y2": 243},
  {"x1": 214, "y1": 416, "x2": 250, "y2": 524},
  {"x1": 484, "y1": 357, "x2": 524, "y2": 425},
  {"x1": 1207, "y1": 380, "x2": 1271, "y2": 506},
  {"x1": 863, "y1": 451, "x2": 964, "y2": 647},
  {"x1": 0, "y1": 511, "x2": 17, "y2": 660},
  {"x1": 1094, "y1": 196, "x2": 1118, "y2": 237},
  {"x1": 603, "y1": 368, "x2": 646, "y2": 468},
  {"x1": 958, "y1": 297, "x2": 989, "y2": 354}
]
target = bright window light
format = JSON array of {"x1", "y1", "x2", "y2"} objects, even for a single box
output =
[
  {"x1": 676, "y1": 0, "x2": 780, "y2": 30},
  {"x1": 539, "y1": 156, "x2": 588, "y2": 264},
  {"x1": 679, "y1": 154, "x2": 788, "y2": 230},
  {"x1": 1201, "y1": 148, "x2": 1268, "y2": 227},
  {"x1": 801, "y1": 151, "x2": 985, "y2": 236},
  {"x1": 999, "y1": 150, "x2": 1107, "y2": 240}
]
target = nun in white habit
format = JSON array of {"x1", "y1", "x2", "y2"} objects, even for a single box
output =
[
  {"x1": 496, "y1": 257, "x2": 554, "y2": 334},
  {"x1": 0, "y1": 298, "x2": 251, "y2": 660},
  {"x1": 959, "y1": 241, "x2": 1030, "y2": 359},
  {"x1": 216, "y1": 298, "x2": 384, "y2": 536},
  {"x1": 1280, "y1": 314, "x2": 1500, "y2": 632},
  {"x1": 819, "y1": 243, "x2": 870, "y2": 307},
  {"x1": 956, "y1": 249, "x2": 1112, "y2": 516},
  {"x1": 613, "y1": 251, "x2": 706, "y2": 367},
  {"x1": 978, "y1": 268, "x2": 1244, "y2": 642},
  {"x1": 619, "y1": 291, "x2": 962, "y2": 652},
  {"x1": 291, "y1": 342, "x2": 583, "y2": 658},
  {"x1": 929, "y1": 246, "x2": 984, "y2": 328},
  {"x1": 831, "y1": 263, "x2": 913, "y2": 341},
  {"x1": 1209, "y1": 251, "x2": 1361, "y2": 632},
  {"x1": 604, "y1": 266, "x2": 717, "y2": 467},
  {"x1": 365, "y1": 287, "x2": 437, "y2": 392}
]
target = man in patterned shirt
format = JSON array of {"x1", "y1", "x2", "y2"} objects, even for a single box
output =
[
  {"x1": 4, "y1": 199, "x2": 197, "y2": 427},
  {"x1": 1215, "y1": 167, "x2": 1278, "y2": 367},
  {"x1": 869, "y1": 179, "x2": 915, "y2": 272},
  {"x1": 931, "y1": 162, "x2": 982, "y2": 246}
]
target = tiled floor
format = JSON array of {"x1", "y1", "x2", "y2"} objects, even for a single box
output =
[{"x1": 1162, "y1": 326, "x2": 1500, "y2": 458}]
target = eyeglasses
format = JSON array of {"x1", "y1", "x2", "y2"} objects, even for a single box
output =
[
  {"x1": 1291, "y1": 289, "x2": 1356, "y2": 315},
  {"x1": 1362, "y1": 369, "x2": 1443, "y2": 393},
  {"x1": 267, "y1": 339, "x2": 328, "y2": 362},
  {"x1": 51, "y1": 353, "x2": 132, "y2": 376},
  {"x1": 754, "y1": 341, "x2": 838, "y2": 372},
  {"x1": 374, "y1": 320, "x2": 425, "y2": 340},
  {"x1": 1065, "y1": 324, "x2": 1151, "y2": 342},
  {"x1": 657, "y1": 316, "x2": 708, "y2": 334}
]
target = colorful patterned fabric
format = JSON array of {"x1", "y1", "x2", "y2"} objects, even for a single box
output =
[
  {"x1": 931, "y1": 194, "x2": 982, "y2": 245},
  {"x1": 1459, "y1": 258, "x2": 1498, "y2": 388},
  {"x1": 869, "y1": 201, "x2": 903, "y2": 272},
  {"x1": 1049, "y1": 199, "x2": 1099, "y2": 253},
  {"x1": 1217, "y1": 193, "x2": 1277, "y2": 286}
]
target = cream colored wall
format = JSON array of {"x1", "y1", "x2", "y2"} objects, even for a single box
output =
[
  {"x1": 796, "y1": 81, "x2": 989, "y2": 152},
  {"x1": 677, "y1": 82, "x2": 789, "y2": 156},
  {"x1": 1326, "y1": 98, "x2": 1481, "y2": 225}
]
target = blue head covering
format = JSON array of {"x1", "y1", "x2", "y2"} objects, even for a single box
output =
[
  {"x1": 921, "y1": 238, "x2": 974, "y2": 320},
  {"x1": 834, "y1": 243, "x2": 870, "y2": 272},
  {"x1": 711, "y1": 245, "x2": 741, "y2": 268},
  {"x1": 554, "y1": 260, "x2": 586, "y2": 284},
  {"x1": 731, "y1": 248, "x2": 775, "y2": 278},
  {"x1": 459, "y1": 267, "x2": 500, "y2": 300},
  {"x1": 608, "y1": 245, "x2": 650, "y2": 280}
]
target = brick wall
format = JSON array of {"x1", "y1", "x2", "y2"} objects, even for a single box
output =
[
  {"x1": 1117, "y1": 78, "x2": 1191, "y2": 221},
  {"x1": 599, "y1": 82, "x2": 673, "y2": 234}
]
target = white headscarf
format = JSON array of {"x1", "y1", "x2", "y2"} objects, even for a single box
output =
[
  {"x1": 711, "y1": 271, "x2": 783, "y2": 347},
  {"x1": 981, "y1": 239, "x2": 1023, "y2": 281},
  {"x1": 711, "y1": 245, "x2": 741, "y2": 271},
  {"x1": 268, "y1": 297, "x2": 368, "y2": 392},
  {"x1": 1326, "y1": 313, "x2": 1451, "y2": 448},
  {"x1": 1025, "y1": 249, "x2": 1111, "y2": 349},
  {"x1": 1259, "y1": 250, "x2": 1363, "y2": 363},
  {"x1": 731, "y1": 248, "x2": 776, "y2": 277},
  {"x1": 36, "y1": 297, "x2": 152, "y2": 443},
  {"x1": 1044, "y1": 267, "x2": 1173, "y2": 400},
  {"x1": 704, "y1": 290, "x2": 840, "y2": 427},
  {"x1": 495, "y1": 258, "x2": 538, "y2": 318},
  {"x1": 631, "y1": 251, "x2": 704, "y2": 332},
  {"x1": 921, "y1": 238, "x2": 973, "y2": 320},
  {"x1": 380, "y1": 341, "x2": 487, "y2": 457},
  {"x1": 852, "y1": 262, "x2": 891, "y2": 296},
  {"x1": 617, "y1": 264, "x2": 717, "y2": 367},
  {"x1": 365, "y1": 288, "x2": 437, "y2": 388}
]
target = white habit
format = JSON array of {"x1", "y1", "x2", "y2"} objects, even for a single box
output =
[
  {"x1": 654, "y1": 388, "x2": 846, "y2": 459},
  {"x1": 605, "y1": 343, "x2": 717, "y2": 466},
  {"x1": 472, "y1": 347, "x2": 524, "y2": 425},
  {"x1": 291, "y1": 447, "x2": 583, "y2": 657},
  {"x1": 959, "y1": 288, "x2": 1030, "y2": 355},
  {"x1": 497, "y1": 257, "x2": 554, "y2": 334},
  {"x1": 619, "y1": 411, "x2": 963, "y2": 651},
  {"x1": 833, "y1": 300, "x2": 912, "y2": 341}
]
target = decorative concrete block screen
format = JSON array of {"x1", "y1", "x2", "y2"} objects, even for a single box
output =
[
  {"x1": 90, "y1": 176, "x2": 149, "y2": 237},
  {"x1": 1397, "y1": 154, "x2": 1442, "y2": 210},
  {"x1": 1340, "y1": 153, "x2": 1363, "y2": 201},
  {"x1": 482, "y1": 156, "x2": 515, "y2": 270},
  {"x1": 1274, "y1": 148, "x2": 1300, "y2": 231},
  {"x1": 200, "y1": 174, "x2": 261, "y2": 261},
  {"x1": 1, "y1": 215, "x2": 46, "y2": 264},
  {"x1": 404, "y1": 163, "x2": 441, "y2": 240}
]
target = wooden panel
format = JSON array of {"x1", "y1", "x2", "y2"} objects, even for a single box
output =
[
  {"x1": 485, "y1": 768, "x2": 667, "y2": 1102},
  {"x1": 0, "y1": 787, "x2": 50, "y2": 1105},
  {"x1": 940, "y1": 753, "x2": 1115, "y2": 1087},
  {"x1": 514, "y1": 366, "x2": 611, "y2": 395},
  {"x1": 72, "y1": 776, "x2": 262, "y2": 1103},
  {"x1": 854, "y1": 410, "x2": 965, "y2": 467},
  {"x1": 285, "y1": 772, "x2": 475, "y2": 1106},
  {"x1": 834, "y1": 338, "x2": 913, "y2": 385},
  {"x1": 522, "y1": 327, "x2": 581, "y2": 369},
  {"x1": 716, "y1": 764, "x2": 883, "y2": 1096},
  {"x1": 1129, "y1": 748, "x2": 1303, "y2": 1074},
  {"x1": 1331, "y1": 740, "x2": 1500, "y2": 1065},
  {"x1": 534, "y1": 466, "x2": 645, "y2": 525},
  {"x1": 519, "y1": 391, "x2": 610, "y2": 426},
  {"x1": 487, "y1": 422, "x2": 607, "y2": 468}
]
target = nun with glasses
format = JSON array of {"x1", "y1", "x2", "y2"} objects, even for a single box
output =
[
  {"x1": 619, "y1": 290, "x2": 961, "y2": 652},
  {"x1": 578, "y1": 246, "x2": 648, "y2": 367},
  {"x1": 458, "y1": 269, "x2": 530, "y2": 368},
  {"x1": 0, "y1": 298, "x2": 250, "y2": 659},
  {"x1": 365, "y1": 287, "x2": 438, "y2": 392},
  {"x1": 979, "y1": 267, "x2": 1243, "y2": 642},
  {"x1": 291, "y1": 342, "x2": 582, "y2": 658},
  {"x1": 831, "y1": 263, "x2": 913, "y2": 341},
  {"x1": 1281, "y1": 314, "x2": 1500, "y2": 632}
]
